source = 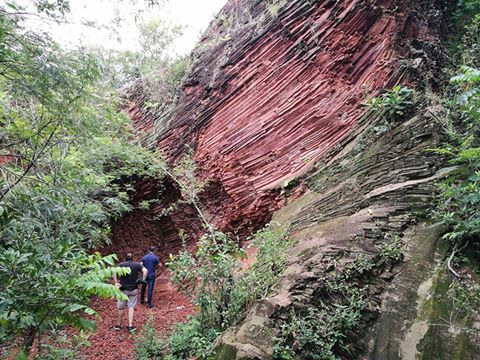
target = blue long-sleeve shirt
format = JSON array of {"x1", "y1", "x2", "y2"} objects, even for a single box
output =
[{"x1": 141, "y1": 252, "x2": 160, "y2": 275}]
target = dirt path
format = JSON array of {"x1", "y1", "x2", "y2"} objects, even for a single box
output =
[{"x1": 79, "y1": 273, "x2": 195, "y2": 360}]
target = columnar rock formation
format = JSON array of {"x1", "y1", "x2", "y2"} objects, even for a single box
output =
[
  {"x1": 116, "y1": 0, "x2": 480, "y2": 358},
  {"x1": 123, "y1": 0, "x2": 449, "y2": 237}
]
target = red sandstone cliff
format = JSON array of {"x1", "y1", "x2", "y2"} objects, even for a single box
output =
[
  {"x1": 112, "y1": 1, "x2": 474, "y2": 359},
  {"x1": 123, "y1": 0, "x2": 448, "y2": 240}
]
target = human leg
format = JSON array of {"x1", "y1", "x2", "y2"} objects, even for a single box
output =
[
  {"x1": 147, "y1": 274, "x2": 155, "y2": 306},
  {"x1": 140, "y1": 282, "x2": 146, "y2": 304},
  {"x1": 116, "y1": 295, "x2": 127, "y2": 330},
  {"x1": 126, "y1": 289, "x2": 138, "y2": 331},
  {"x1": 128, "y1": 307, "x2": 135, "y2": 327},
  {"x1": 116, "y1": 309, "x2": 124, "y2": 330}
]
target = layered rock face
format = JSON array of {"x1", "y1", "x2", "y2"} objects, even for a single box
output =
[
  {"x1": 117, "y1": 0, "x2": 480, "y2": 358},
  {"x1": 213, "y1": 107, "x2": 453, "y2": 359},
  {"x1": 124, "y1": 0, "x2": 449, "y2": 234}
]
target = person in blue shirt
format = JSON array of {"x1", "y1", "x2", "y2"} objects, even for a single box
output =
[{"x1": 140, "y1": 246, "x2": 160, "y2": 308}]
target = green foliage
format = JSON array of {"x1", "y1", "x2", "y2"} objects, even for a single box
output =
[
  {"x1": 360, "y1": 86, "x2": 415, "y2": 145},
  {"x1": 135, "y1": 316, "x2": 165, "y2": 360},
  {"x1": 446, "y1": 1, "x2": 480, "y2": 68},
  {"x1": 3, "y1": 0, "x2": 70, "y2": 19},
  {"x1": 138, "y1": 18, "x2": 181, "y2": 63},
  {"x1": 454, "y1": 0, "x2": 480, "y2": 29},
  {"x1": 433, "y1": 3, "x2": 480, "y2": 248},
  {"x1": 226, "y1": 223, "x2": 291, "y2": 325},
  {"x1": 166, "y1": 317, "x2": 220, "y2": 360},
  {"x1": 0, "y1": 246, "x2": 130, "y2": 354},
  {"x1": 434, "y1": 66, "x2": 480, "y2": 245},
  {"x1": 458, "y1": 15, "x2": 480, "y2": 66},
  {"x1": 172, "y1": 150, "x2": 206, "y2": 205},
  {"x1": 166, "y1": 223, "x2": 291, "y2": 359},
  {"x1": 0, "y1": 1, "x2": 170, "y2": 356},
  {"x1": 451, "y1": 66, "x2": 480, "y2": 126},
  {"x1": 166, "y1": 57, "x2": 190, "y2": 88},
  {"x1": 35, "y1": 330, "x2": 89, "y2": 360},
  {"x1": 379, "y1": 236, "x2": 404, "y2": 262},
  {"x1": 273, "y1": 302, "x2": 364, "y2": 360},
  {"x1": 96, "y1": 18, "x2": 184, "y2": 89},
  {"x1": 420, "y1": 0, "x2": 480, "y2": 342},
  {"x1": 137, "y1": 312, "x2": 225, "y2": 360},
  {"x1": 447, "y1": 276, "x2": 480, "y2": 324},
  {"x1": 366, "y1": 85, "x2": 415, "y2": 124},
  {"x1": 168, "y1": 231, "x2": 244, "y2": 332},
  {"x1": 273, "y1": 256, "x2": 371, "y2": 360}
]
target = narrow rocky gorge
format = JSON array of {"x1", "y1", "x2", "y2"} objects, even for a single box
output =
[{"x1": 108, "y1": 0, "x2": 480, "y2": 359}]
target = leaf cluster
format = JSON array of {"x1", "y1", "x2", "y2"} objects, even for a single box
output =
[
  {"x1": 135, "y1": 315, "x2": 165, "y2": 360},
  {"x1": 166, "y1": 223, "x2": 291, "y2": 359},
  {"x1": 0, "y1": 2, "x2": 170, "y2": 357},
  {"x1": 366, "y1": 85, "x2": 415, "y2": 124},
  {"x1": 273, "y1": 256, "x2": 373, "y2": 360},
  {"x1": 434, "y1": 66, "x2": 480, "y2": 244}
]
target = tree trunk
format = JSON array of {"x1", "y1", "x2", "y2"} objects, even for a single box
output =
[{"x1": 22, "y1": 327, "x2": 36, "y2": 357}]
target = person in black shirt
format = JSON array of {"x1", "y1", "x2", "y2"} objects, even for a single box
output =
[{"x1": 113, "y1": 253, "x2": 147, "y2": 333}]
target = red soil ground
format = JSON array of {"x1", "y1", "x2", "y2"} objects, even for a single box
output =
[{"x1": 79, "y1": 272, "x2": 195, "y2": 360}]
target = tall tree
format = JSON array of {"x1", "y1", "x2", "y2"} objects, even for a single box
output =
[{"x1": 0, "y1": 1, "x2": 168, "y2": 357}]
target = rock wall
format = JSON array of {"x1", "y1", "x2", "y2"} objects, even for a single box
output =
[
  {"x1": 114, "y1": 0, "x2": 480, "y2": 358},
  {"x1": 101, "y1": 178, "x2": 202, "y2": 262},
  {"x1": 212, "y1": 106, "x2": 460, "y2": 359},
  {"x1": 124, "y1": 0, "x2": 450, "y2": 233}
]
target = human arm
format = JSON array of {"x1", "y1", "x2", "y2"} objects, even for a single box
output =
[
  {"x1": 137, "y1": 261, "x2": 147, "y2": 280},
  {"x1": 113, "y1": 273, "x2": 121, "y2": 288}
]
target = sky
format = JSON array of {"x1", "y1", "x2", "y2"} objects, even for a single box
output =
[{"x1": 8, "y1": 0, "x2": 227, "y2": 55}]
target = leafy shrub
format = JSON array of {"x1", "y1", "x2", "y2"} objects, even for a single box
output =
[
  {"x1": 166, "y1": 223, "x2": 292, "y2": 359},
  {"x1": 166, "y1": 317, "x2": 220, "y2": 360},
  {"x1": 379, "y1": 236, "x2": 404, "y2": 262},
  {"x1": 454, "y1": 0, "x2": 480, "y2": 30},
  {"x1": 0, "y1": 2, "x2": 171, "y2": 356},
  {"x1": 36, "y1": 331, "x2": 89, "y2": 360},
  {"x1": 135, "y1": 316, "x2": 165, "y2": 360},
  {"x1": 273, "y1": 256, "x2": 371, "y2": 360},
  {"x1": 425, "y1": 1, "x2": 480, "y2": 339},
  {"x1": 359, "y1": 86, "x2": 416, "y2": 146},
  {"x1": 167, "y1": 58, "x2": 190, "y2": 87},
  {"x1": 0, "y1": 241, "x2": 130, "y2": 355},
  {"x1": 434, "y1": 66, "x2": 480, "y2": 245},
  {"x1": 226, "y1": 224, "x2": 291, "y2": 325},
  {"x1": 274, "y1": 302, "x2": 364, "y2": 360},
  {"x1": 451, "y1": 66, "x2": 480, "y2": 126},
  {"x1": 447, "y1": 277, "x2": 480, "y2": 322},
  {"x1": 458, "y1": 15, "x2": 480, "y2": 66},
  {"x1": 366, "y1": 86, "x2": 415, "y2": 123},
  {"x1": 168, "y1": 231, "x2": 243, "y2": 332}
]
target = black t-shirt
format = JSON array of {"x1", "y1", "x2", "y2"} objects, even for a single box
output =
[{"x1": 118, "y1": 261, "x2": 143, "y2": 291}]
